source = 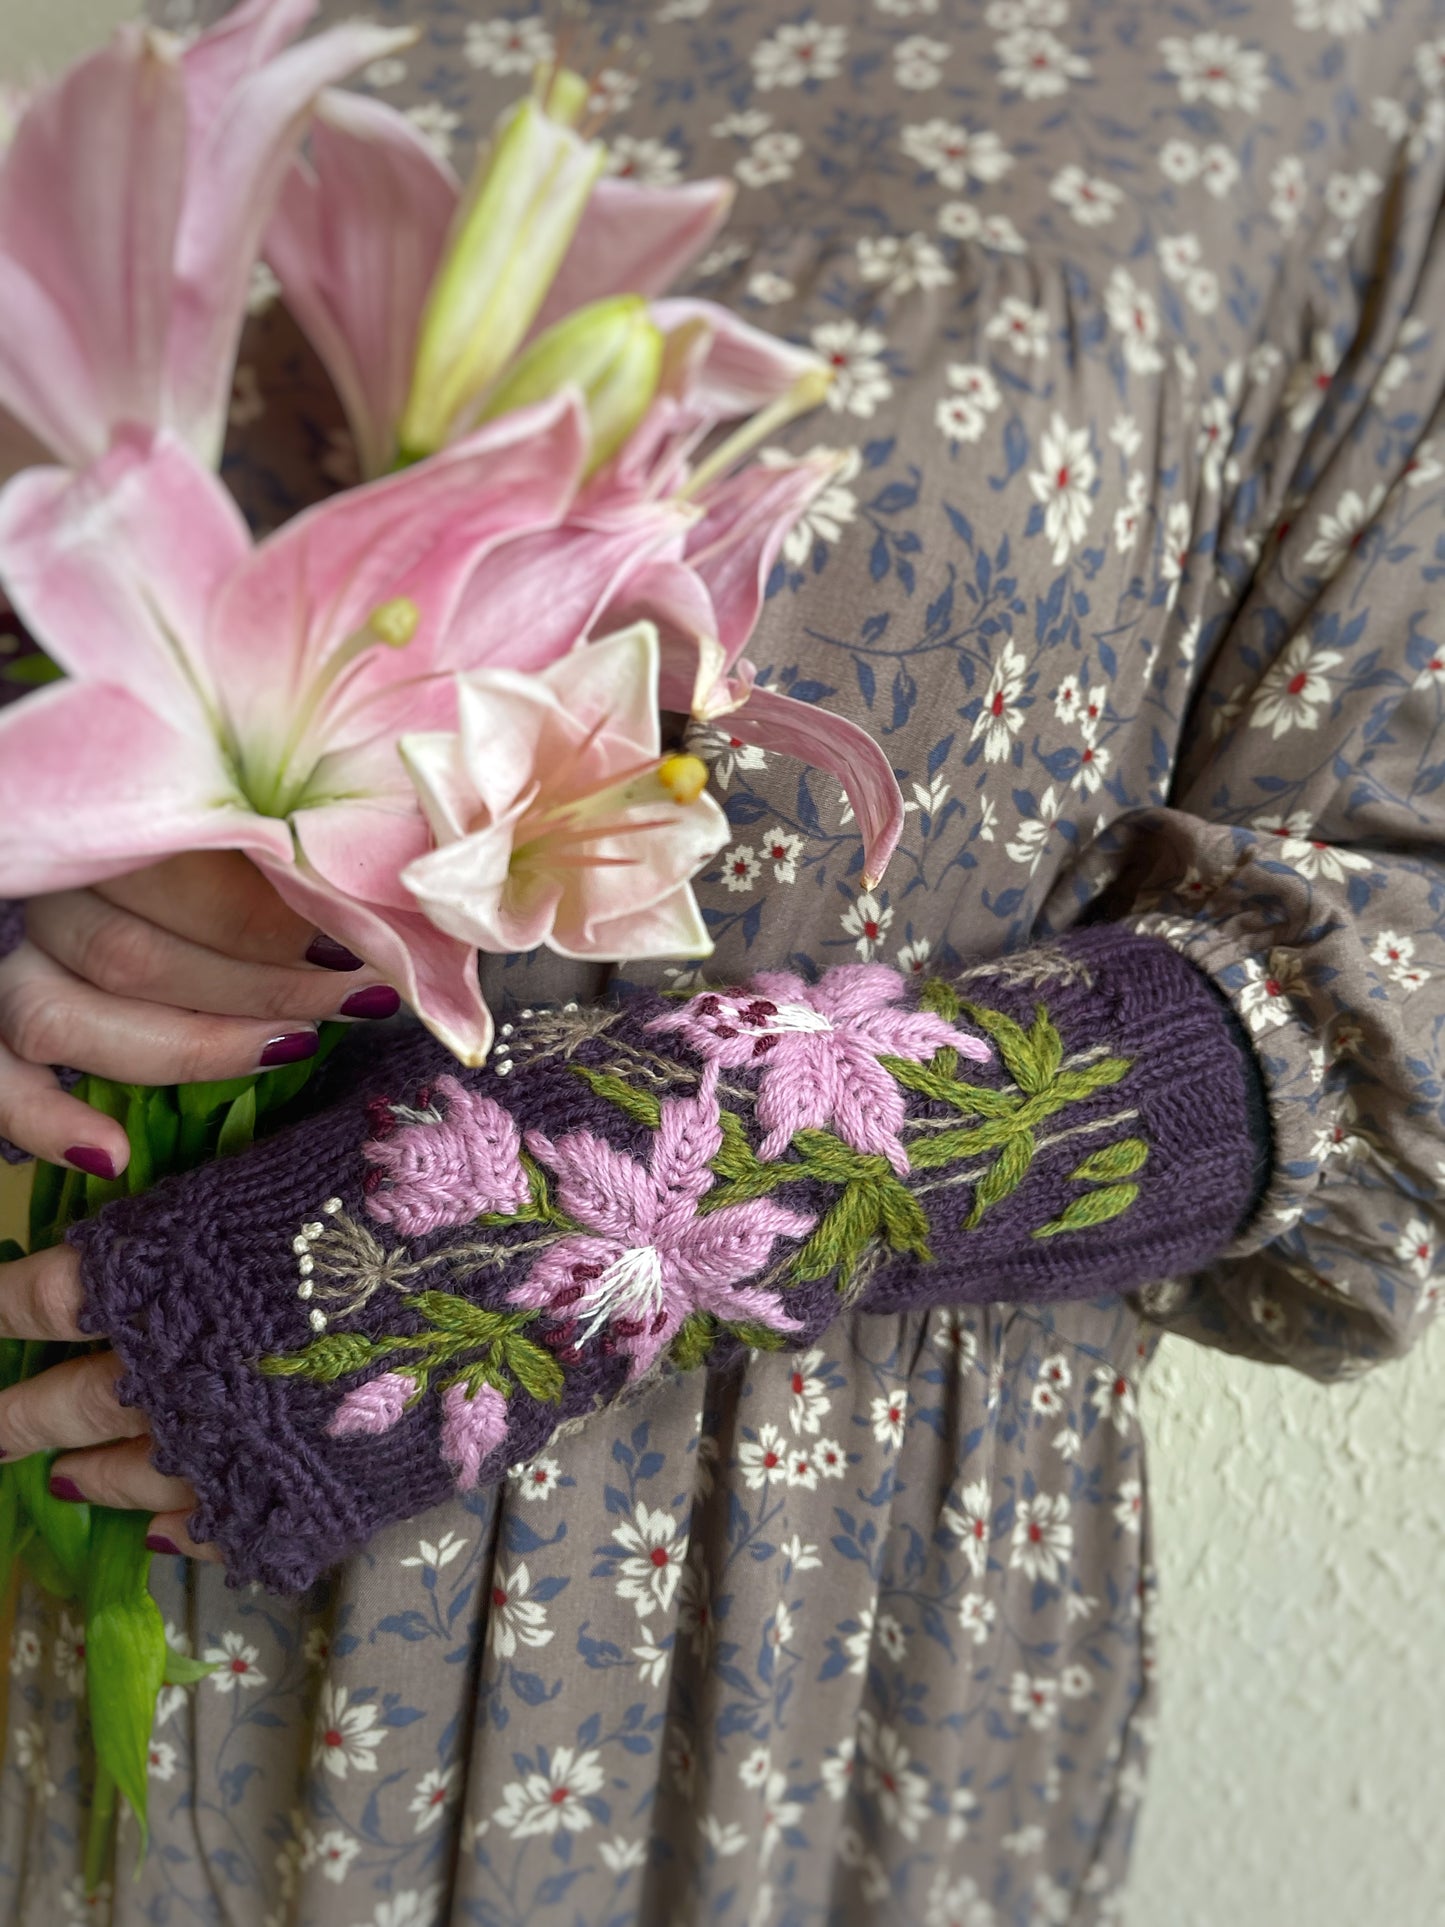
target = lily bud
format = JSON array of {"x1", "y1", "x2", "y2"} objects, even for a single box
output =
[
  {"x1": 481, "y1": 294, "x2": 665, "y2": 475},
  {"x1": 397, "y1": 85, "x2": 607, "y2": 461}
]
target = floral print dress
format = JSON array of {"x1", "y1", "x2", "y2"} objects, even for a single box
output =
[{"x1": 4, "y1": 1, "x2": 1445, "y2": 1922}]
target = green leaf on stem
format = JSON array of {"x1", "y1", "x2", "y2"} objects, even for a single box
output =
[
  {"x1": 1070, "y1": 1137, "x2": 1149, "y2": 1183},
  {"x1": 13, "y1": 1452, "x2": 89, "y2": 1597},
  {"x1": 162, "y1": 1645, "x2": 221, "y2": 1685},
  {"x1": 1032, "y1": 1182, "x2": 1141, "y2": 1239},
  {"x1": 85, "y1": 1508, "x2": 165, "y2": 1863},
  {"x1": 259, "y1": 1332, "x2": 385, "y2": 1380},
  {"x1": 215, "y1": 1086, "x2": 257, "y2": 1159}
]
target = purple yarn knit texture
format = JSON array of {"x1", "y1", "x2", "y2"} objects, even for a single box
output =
[{"x1": 74, "y1": 926, "x2": 1268, "y2": 1594}]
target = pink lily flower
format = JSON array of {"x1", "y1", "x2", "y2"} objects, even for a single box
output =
[
  {"x1": 0, "y1": 395, "x2": 681, "y2": 1064},
  {"x1": 263, "y1": 84, "x2": 905, "y2": 881},
  {"x1": 328, "y1": 1370, "x2": 417, "y2": 1439},
  {"x1": 363, "y1": 1075, "x2": 531, "y2": 1237},
  {"x1": 399, "y1": 623, "x2": 730, "y2": 963},
  {"x1": 0, "y1": 0, "x2": 410, "y2": 473},
  {"x1": 649, "y1": 967, "x2": 992, "y2": 1175},
  {"x1": 264, "y1": 83, "x2": 736, "y2": 478},
  {"x1": 511, "y1": 1065, "x2": 813, "y2": 1380}
]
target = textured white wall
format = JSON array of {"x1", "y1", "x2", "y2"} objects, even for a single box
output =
[
  {"x1": 4, "y1": 8, "x2": 1445, "y2": 1927},
  {"x1": 1128, "y1": 1330, "x2": 1445, "y2": 1927}
]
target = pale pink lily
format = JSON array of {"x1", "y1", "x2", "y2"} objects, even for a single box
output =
[
  {"x1": 0, "y1": 395, "x2": 684, "y2": 1063},
  {"x1": 263, "y1": 86, "x2": 904, "y2": 881},
  {"x1": 511, "y1": 1064, "x2": 813, "y2": 1379},
  {"x1": 264, "y1": 83, "x2": 735, "y2": 477},
  {"x1": 0, "y1": 0, "x2": 410, "y2": 474},
  {"x1": 440, "y1": 1380, "x2": 511, "y2": 1490},
  {"x1": 328, "y1": 1370, "x2": 417, "y2": 1439},
  {"x1": 400, "y1": 623, "x2": 729, "y2": 962}
]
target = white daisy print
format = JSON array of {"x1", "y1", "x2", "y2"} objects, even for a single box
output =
[
  {"x1": 410, "y1": 1766, "x2": 457, "y2": 1833},
  {"x1": 1049, "y1": 163, "x2": 1123, "y2": 226},
  {"x1": 971, "y1": 640, "x2": 1030, "y2": 761},
  {"x1": 842, "y1": 890, "x2": 894, "y2": 960},
  {"x1": 463, "y1": 16, "x2": 553, "y2": 75},
  {"x1": 202, "y1": 1630, "x2": 266, "y2": 1693},
  {"x1": 944, "y1": 1478, "x2": 993, "y2": 1579},
  {"x1": 1009, "y1": 1492, "x2": 1073, "y2": 1584},
  {"x1": 810, "y1": 319, "x2": 893, "y2": 416},
  {"x1": 312, "y1": 1684, "x2": 384, "y2": 1779},
  {"x1": 901, "y1": 118, "x2": 1014, "y2": 189},
  {"x1": 753, "y1": 20, "x2": 848, "y2": 90},
  {"x1": 611, "y1": 1503, "x2": 688, "y2": 1618},
  {"x1": 871, "y1": 1388, "x2": 909, "y2": 1447},
  {"x1": 489, "y1": 1561, "x2": 556, "y2": 1656},
  {"x1": 721, "y1": 844, "x2": 761, "y2": 892},
  {"x1": 984, "y1": 294, "x2": 1050, "y2": 358},
  {"x1": 1249, "y1": 637, "x2": 1342, "y2": 737},
  {"x1": 492, "y1": 1746, "x2": 604, "y2": 1837},
  {"x1": 1104, "y1": 267, "x2": 1163, "y2": 374},
  {"x1": 738, "y1": 1422, "x2": 790, "y2": 1487},
  {"x1": 1160, "y1": 32, "x2": 1270, "y2": 113},
  {"x1": 762, "y1": 443, "x2": 860, "y2": 562},
  {"x1": 1028, "y1": 414, "x2": 1097, "y2": 564},
  {"x1": 607, "y1": 136, "x2": 682, "y2": 187},
  {"x1": 857, "y1": 230, "x2": 954, "y2": 294},
  {"x1": 996, "y1": 29, "x2": 1090, "y2": 98},
  {"x1": 1301, "y1": 483, "x2": 1386, "y2": 579},
  {"x1": 958, "y1": 1591, "x2": 998, "y2": 1646}
]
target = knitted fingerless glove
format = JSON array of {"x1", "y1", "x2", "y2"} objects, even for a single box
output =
[{"x1": 74, "y1": 924, "x2": 1269, "y2": 1593}]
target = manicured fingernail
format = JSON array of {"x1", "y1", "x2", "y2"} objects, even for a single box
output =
[
  {"x1": 49, "y1": 1475, "x2": 85, "y2": 1503},
  {"x1": 306, "y1": 933, "x2": 364, "y2": 971},
  {"x1": 63, "y1": 1144, "x2": 116, "y2": 1181},
  {"x1": 146, "y1": 1533, "x2": 181, "y2": 1556},
  {"x1": 339, "y1": 985, "x2": 401, "y2": 1020},
  {"x1": 258, "y1": 1030, "x2": 320, "y2": 1069}
]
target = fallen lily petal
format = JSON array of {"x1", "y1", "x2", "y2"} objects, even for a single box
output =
[{"x1": 400, "y1": 622, "x2": 729, "y2": 961}]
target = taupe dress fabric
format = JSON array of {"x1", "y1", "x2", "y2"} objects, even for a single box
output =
[{"x1": 3, "y1": 3, "x2": 1444, "y2": 1923}]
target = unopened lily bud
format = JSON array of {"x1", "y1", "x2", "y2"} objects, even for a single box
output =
[
  {"x1": 397, "y1": 84, "x2": 607, "y2": 461},
  {"x1": 369, "y1": 596, "x2": 420, "y2": 647},
  {"x1": 482, "y1": 294, "x2": 665, "y2": 475}
]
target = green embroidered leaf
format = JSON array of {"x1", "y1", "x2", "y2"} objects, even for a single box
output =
[
  {"x1": 1046, "y1": 1058, "x2": 1131, "y2": 1103},
  {"x1": 1033, "y1": 1182, "x2": 1141, "y2": 1239},
  {"x1": 791, "y1": 1180, "x2": 883, "y2": 1287},
  {"x1": 671, "y1": 1313, "x2": 717, "y2": 1371},
  {"x1": 712, "y1": 1107, "x2": 760, "y2": 1181},
  {"x1": 882, "y1": 1056, "x2": 1019, "y2": 1120},
  {"x1": 877, "y1": 1181, "x2": 933, "y2": 1262},
  {"x1": 966, "y1": 1128, "x2": 1036, "y2": 1228},
  {"x1": 445, "y1": 1359, "x2": 511, "y2": 1401},
  {"x1": 568, "y1": 1063, "x2": 662, "y2": 1128},
  {"x1": 1070, "y1": 1137, "x2": 1149, "y2": 1184},
  {"x1": 215, "y1": 1086, "x2": 256, "y2": 1159},
  {"x1": 792, "y1": 1129, "x2": 885, "y2": 1184},
  {"x1": 1027, "y1": 1004, "x2": 1064, "y2": 1085},
  {"x1": 259, "y1": 1332, "x2": 383, "y2": 1380},
  {"x1": 959, "y1": 1000, "x2": 1048, "y2": 1092},
  {"x1": 919, "y1": 977, "x2": 961, "y2": 1022},
  {"x1": 501, "y1": 1327, "x2": 565, "y2": 1404},
  {"x1": 729, "y1": 1320, "x2": 789, "y2": 1351},
  {"x1": 408, "y1": 1292, "x2": 522, "y2": 1346},
  {"x1": 907, "y1": 1118, "x2": 1020, "y2": 1169}
]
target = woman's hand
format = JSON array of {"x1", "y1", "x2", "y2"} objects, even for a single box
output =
[
  {"x1": 0, "y1": 1242, "x2": 215, "y2": 1560},
  {"x1": 0, "y1": 850, "x2": 400, "y2": 1171}
]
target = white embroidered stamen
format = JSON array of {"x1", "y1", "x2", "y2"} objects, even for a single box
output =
[
  {"x1": 298, "y1": 1280, "x2": 314, "y2": 1300},
  {"x1": 302, "y1": 1221, "x2": 324, "y2": 1239},
  {"x1": 575, "y1": 1246, "x2": 666, "y2": 1344},
  {"x1": 308, "y1": 1309, "x2": 327, "y2": 1332},
  {"x1": 292, "y1": 1233, "x2": 312, "y2": 1254},
  {"x1": 298, "y1": 1255, "x2": 314, "y2": 1277},
  {"x1": 760, "y1": 1001, "x2": 833, "y2": 1034},
  {"x1": 322, "y1": 1197, "x2": 343, "y2": 1215}
]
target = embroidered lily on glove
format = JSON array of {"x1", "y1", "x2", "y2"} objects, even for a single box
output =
[{"x1": 509, "y1": 1063, "x2": 814, "y2": 1379}]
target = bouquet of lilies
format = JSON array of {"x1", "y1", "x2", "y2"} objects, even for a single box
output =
[{"x1": 0, "y1": 0, "x2": 902, "y2": 1886}]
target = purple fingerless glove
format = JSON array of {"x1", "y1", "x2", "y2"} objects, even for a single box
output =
[{"x1": 74, "y1": 925, "x2": 1268, "y2": 1593}]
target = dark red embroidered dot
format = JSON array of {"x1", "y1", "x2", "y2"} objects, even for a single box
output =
[
  {"x1": 571, "y1": 1263, "x2": 604, "y2": 1283},
  {"x1": 650, "y1": 1309, "x2": 669, "y2": 1333},
  {"x1": 743, "y1": 1000, "x2": 778, "y2": 1024},
  {"x1": 696, "y1": 995, "x2": 721, "y2": 1017},
  {"x1": 414, "y1": 1084, "x2": 433, "y2": 1111},
  {"x1": 714, "y1": 1024, "x2": 738, "y2": 1040},
  {"x1": 753, "y1": 1033, "x2": 779, "y2": 1057},
  {"x1": 613, "y1": 1317, "x2": 646, "y2": 1338},
  {"x1": 552, "y1": 1284, "x2": 585, "y2": 1308},
  {"x1": 362, "y1": 1168, "x2": 384, "y2": 1195}
]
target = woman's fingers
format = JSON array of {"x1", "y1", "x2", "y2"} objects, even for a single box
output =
[
  {"x1": 94, "y1": 851, "x2": 357, "y2": 970},
  {"x1": 145, "y1": 1510, "x2": 222, "y2": 1563},
  {"x1": 0, "y1": 1034, "x2": 131, "y2": 1173},
  {"x1": 0, "y1": 1350, "x2": 147, "y2": 1459},
  {"x1": 0, "y1": 1241, "x2": 87, "y2": 1341},
  {"x1": 49, "y1": 1435, "x2": 195, "y2": 1515},
  {"x1": 0, "y1": 942, "x2": 322, "y2": 1086},
  {"x1": 25, "y1": 889, "x2": 397, "y2": 1026}
]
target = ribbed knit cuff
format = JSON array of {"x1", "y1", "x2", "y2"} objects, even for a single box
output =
[{"x1": 74, "y1": 926, "x2": 1268, "y2": 1593}]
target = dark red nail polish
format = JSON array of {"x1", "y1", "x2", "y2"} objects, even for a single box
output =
[
  {"x1": 258, "y1": 1031, "x2": 320, "y2": 1069},
  {"x1": 339, "y1": 985, "x2": 401, "y2": 1020},
  {"x1": 306, "y1": 933, "x2": 364, "y2": 971},
  {"x1": 49, "y1": 1475, "x2": 85, "y2": 1503},
  {"x1": 145, "y1": 1533, "x2": 181, "y2": 1556},
  {"x1": 63, "y1": 1145, "x2": 117, "y2": 1181}
]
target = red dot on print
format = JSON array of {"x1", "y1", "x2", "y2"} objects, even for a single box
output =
[
  {"x1": 650, "y1": 1546, "x2": 670, "y2": 1568},
  {"x1": 1113, "y1": 1377, "x2": 1127, "y2": 1397},
  {"x1": 229, "y1": 1658, "x2": 247, "y2": 1674},
  {"x1": 1056, "y1": 466, "x2": 1070, "y2": 488},
  {"x1": 991, "y1": 690, "x2": 1006, "y2": 717},
  {"x1": 324, "y1": 1729, "x2": 342, "y2": 1748},
  {"x1": 492, "y1": 1586, "x2": 508, "y2": 1608},
  {"x1": 791, "y1": 1372, "x2": 805, "y2": 1394},
  {"x1": 763, "y1": 1450, "x2": 780, "y2": 1468},
  {"x1": 550, "y1": 1787, "x2": 569, "y2": 1805},
  {"x1": 1028, "y1": 1522, "x2": 1043, "y2": 1543},
  {"x1": 863, "y1": 920, "x2": 880, "y2": 940},
  {"x1": 1265, "y1": 978, "x2": 1281, "y2": 997}
]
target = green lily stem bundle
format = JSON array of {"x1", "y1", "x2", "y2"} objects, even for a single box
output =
[{"x1": 0, "y1": 1030, "x2": 344, "y2": 1891}]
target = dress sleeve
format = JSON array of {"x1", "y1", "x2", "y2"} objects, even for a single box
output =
[
  {"x1": 1078, "y1": 175, "x2": 1445, "y2": 1382},
  {"x1": 74, "y1": 923, "x2": 1265, "y2": 1592}
]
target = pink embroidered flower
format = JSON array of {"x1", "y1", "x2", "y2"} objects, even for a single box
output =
[
  {"x1": 648, "y1": 965, "x2": 989, "y2": 1174},
  {"x1": 509, "y1": 1064, "x2": 813, "y2": 1378},
  {"x1": 363, "y1": 1076, "x2": 530, "y2": 1236},
  {"x1": 441, "y1": 1380, "x2": 511, "y2": 1490},
  {"x1": 327, "y1": 1370, "x2": 417, "y2": 1439}
]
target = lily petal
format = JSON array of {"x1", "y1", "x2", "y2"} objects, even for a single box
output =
[
  {"x1": 0, "y1": 679, "x2": 289, "y2": 894},
  {"x1": 179, "y1": 0, "x2": 317, "y2": 137},
  {"x1": 264, "y1": 87, "x2": 458, "y2": 478},
  {"x1": 0, "y1": 432, "x2": 249, "y2": 736},
  {"x1": 722, "y1": 682, "x2": 905, "y2": 887},
  {"x1": 649, "y1": 298, "x2": 825, "y2": 419},
  {"x1": 258, "y1": 851, "x2": 495, "y2": 1065},
  {"x1": 167, "y1": 12, "x2": 415, "y2": 463},
  {"x1": 0, "y1": 28, "x2": 186, "y2": 466},
  {"x1": 532, "y1": 176, "x2": 735, "y2": 335}
]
